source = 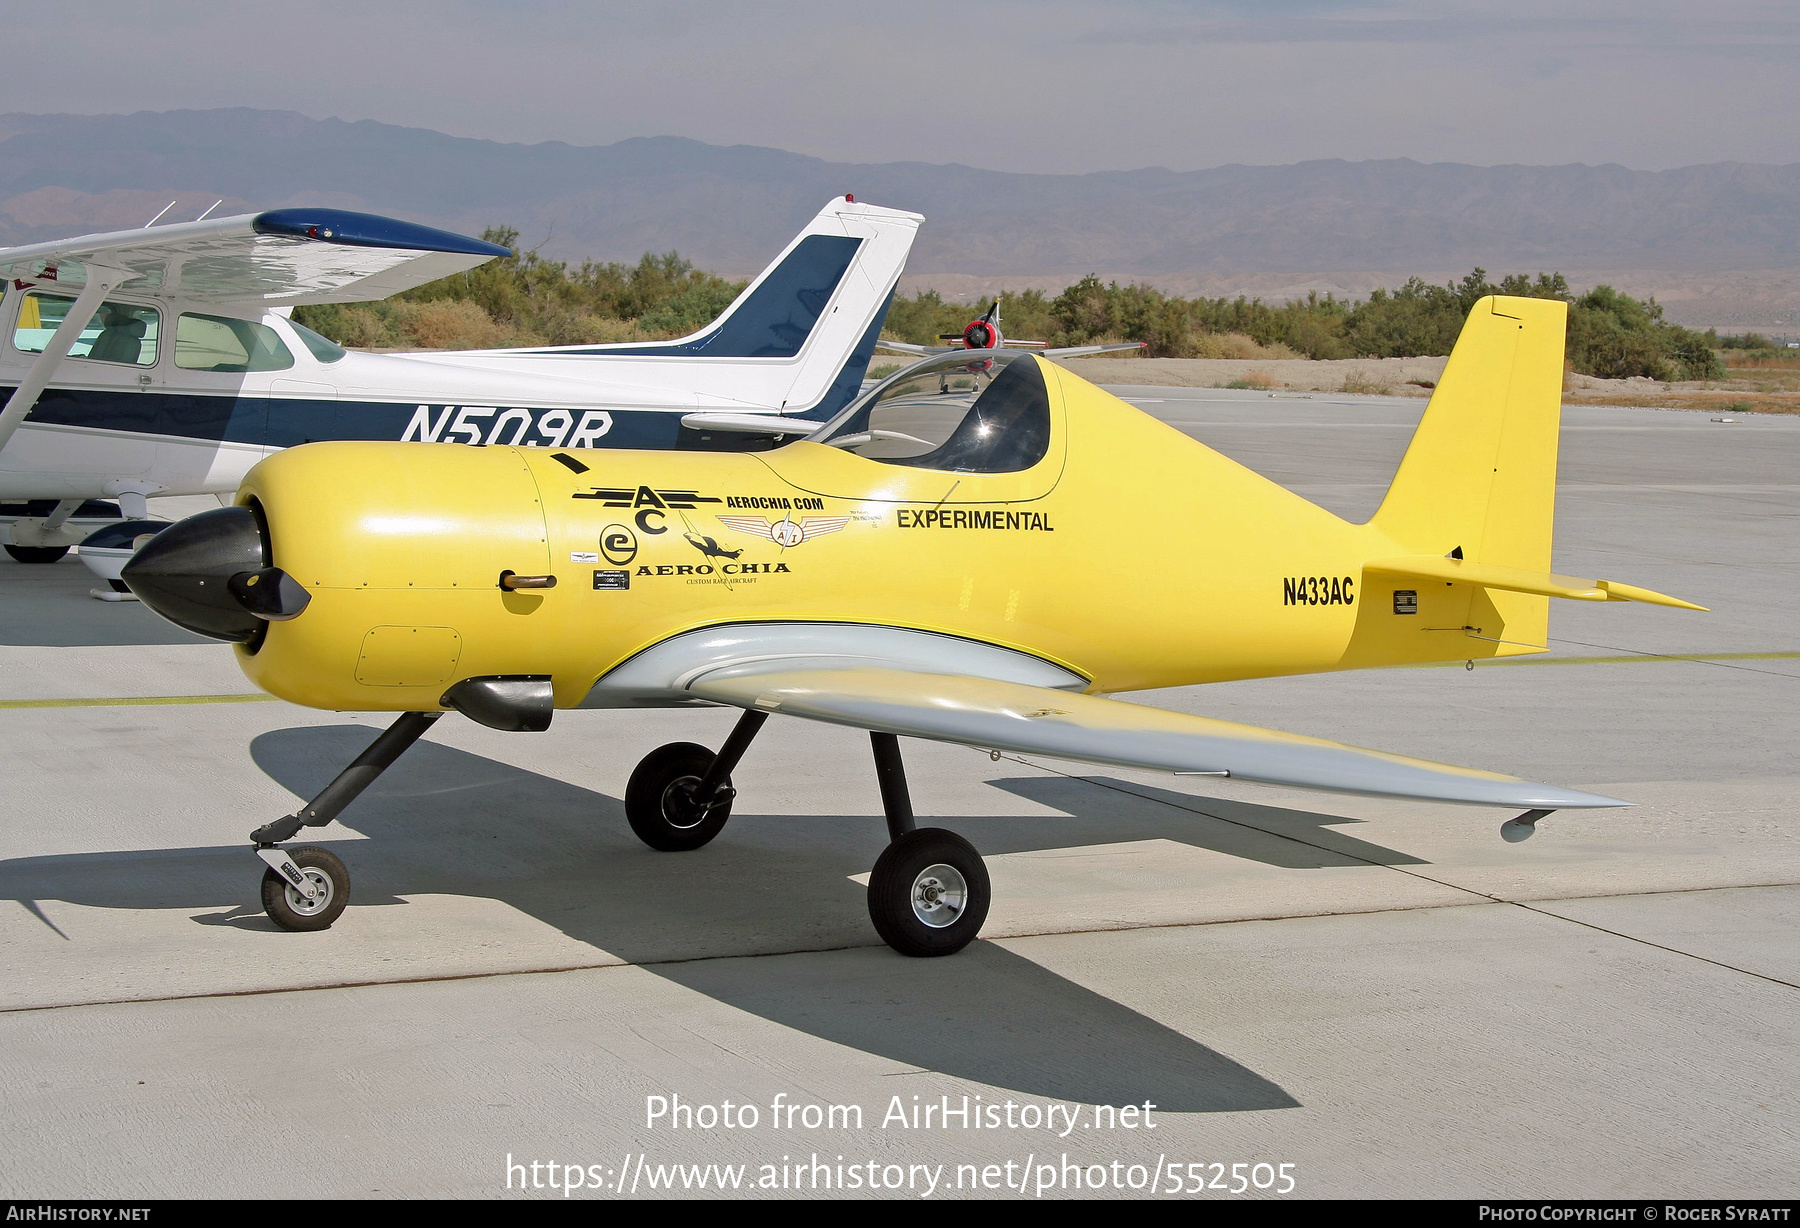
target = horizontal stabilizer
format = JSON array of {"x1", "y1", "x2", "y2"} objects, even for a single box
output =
[
  {"x1": 686, "y1": 664, "x2": 1630, "y2": 810},
  {"x1": 875, "y1": 341, "x2": 1146, "y2": 360},
  {"x1": 1366, "y1": 556, "x2": 1706, "y2": 611},
  {"x1": 679, "y1": 412, "x2": 820, "y2": 436}
]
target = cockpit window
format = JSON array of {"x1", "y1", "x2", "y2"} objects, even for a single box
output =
[
  {"x1": 815, "y1": 350, "x2": 1050, "y2": 473},
  {"x1": 289, "y1": 319, "x2": 347, "y2": 363},
  {"x1": 176, "y1": 312, "x2": 295, "y2": 372},
  {"x1": 15, "y1": 293, "x2": 160, "y2": 366}
]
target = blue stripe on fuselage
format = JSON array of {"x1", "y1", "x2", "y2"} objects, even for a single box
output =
[
  {"x1": 2, "y1": 384, "x2": 692, "y2": 450},
  {"x1": 6, "y1": 384, "x2": 267, "y2": 444}
]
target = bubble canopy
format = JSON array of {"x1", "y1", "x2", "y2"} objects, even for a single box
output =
[{"x1": 812, "y1": 350, "x2": 1050, "y2": 474}]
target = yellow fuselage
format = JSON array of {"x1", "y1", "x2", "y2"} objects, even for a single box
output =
[{"x1": 237, "y1": 362, "x2": 1541, "y2": 712}]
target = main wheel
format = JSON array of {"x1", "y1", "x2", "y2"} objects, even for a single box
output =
[
  {"x1": 5, "y1": 544, "x2": 69, "y2": 564},
  {"x1": 867, "y1": 828, "x2": 989, "y2": 957},
  {"x1": 624, "y1": 742, "x2": 732, "y2": 851},
  {"x1": 260, "y1": 845, "x2": 350, "y2": 932}
]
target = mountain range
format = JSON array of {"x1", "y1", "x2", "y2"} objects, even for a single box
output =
[{"x1": 2, "y1": 109, "x2": 1796, "y2": 328}]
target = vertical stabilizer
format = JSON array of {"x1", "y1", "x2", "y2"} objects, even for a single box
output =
[{"x1": 1372, "y1": 295, "x2": 1568, "y2": 574}]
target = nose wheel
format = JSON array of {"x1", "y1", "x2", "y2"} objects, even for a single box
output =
[{"x1": 259, "y1": 845, "x2": 349, "y2": 931}]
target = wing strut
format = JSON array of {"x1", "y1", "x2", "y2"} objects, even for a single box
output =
[{"x1": 0, "y1": 267, "x2": 124, "y2": 455}]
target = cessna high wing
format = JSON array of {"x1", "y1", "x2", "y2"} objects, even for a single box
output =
[
  {"x1": 0, "y1": 196, "x2": 921, "y2": 566},
  {"x1": 124, "y1": 294, "x2": 1703, "y2": 957},
  {"x1": 876, "y1": 298, "x2": 1145, "y2": 361}
]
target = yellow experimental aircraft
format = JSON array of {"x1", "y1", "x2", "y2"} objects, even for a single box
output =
[{"x1": 125, "y1": 295, "x2": 1702, "y2": 956}]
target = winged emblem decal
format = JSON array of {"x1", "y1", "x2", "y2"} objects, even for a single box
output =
[{"x1": 716, "y1": 514, "x2": 850, "y2": 547}]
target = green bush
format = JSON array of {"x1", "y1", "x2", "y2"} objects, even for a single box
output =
[
  {"x1": 293, "y1": 228, "x2": 746, "y2": 350},
  {"x1": 294, "y1": 223, "x2": 1727, "y2": 382},
  {"x1": 883, "y1": 266, "x2": 1720, "y2": 379},
  {"x1": 1715, "y1": 331, "x2": 1778, "y2": 351}
]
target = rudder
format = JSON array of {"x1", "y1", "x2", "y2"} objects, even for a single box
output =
[{"x1": 1372, "y1": 294, "x2": 1568, "y2": 575}]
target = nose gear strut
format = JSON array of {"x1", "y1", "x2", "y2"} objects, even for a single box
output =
[{"x1": 249, "y1": 709, "x2": 444, "y2": 931}]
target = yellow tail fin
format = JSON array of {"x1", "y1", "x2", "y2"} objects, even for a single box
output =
[
  {"x1": 1349, "y1": 296, "x2": 1700, "y2": 668},
  {"x1": 1372, "y1": 294, "x2": 1568, "y2": 573}
]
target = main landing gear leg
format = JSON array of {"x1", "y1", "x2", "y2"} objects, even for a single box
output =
[
  {"x1": 865, "y1": 732, "x2": 989, "y2": 957},
  {"x1": 625, "y1": 709, "x2": 768, "y2": 851},
  {"x1": 250, "y1": 710, "x2": 443, "y2": 931}
]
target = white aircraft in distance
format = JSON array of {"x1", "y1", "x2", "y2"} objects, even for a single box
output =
[
  {"x1": 0, "y1": 195, "x2": 921, "y2": 576},
  {"x1": 875, "y1": 297, "x2": 1145, "y2": 360}
]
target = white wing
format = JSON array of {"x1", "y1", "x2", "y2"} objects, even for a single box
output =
[
  {"x1": 687, "y1": 663, "x2": 1629, "y2": 811},
  {"x1": 0, "y1": 208, "x2": 510, "y2": 307},
  {"x1": 1043, "y1": 342, "x2": 1148, "y2": 359}
]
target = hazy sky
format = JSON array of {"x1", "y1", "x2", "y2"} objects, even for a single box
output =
[{"x1": 3, "y1": 1, "x2": 1794, "y2": 174}]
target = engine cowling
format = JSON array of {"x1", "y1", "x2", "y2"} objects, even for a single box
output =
[{"x1": 962, "y1": 319, "x2": 999, "y2": 349}]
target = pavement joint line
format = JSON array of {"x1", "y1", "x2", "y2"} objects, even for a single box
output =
[
  {"x1": 0, "y1": 693, "x2": 281, "y2": 710},
  {"x1": 8, "y1": 878, "x2": 1798, "y2": 1018},
  {"x1": 1007, "y1": 754, "x2": 1800, "y2": 993}
]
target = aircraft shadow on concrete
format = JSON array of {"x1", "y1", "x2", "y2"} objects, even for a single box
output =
[
  {"x1": 0, "y1": 724, "x2": 1437, "y2": 1113},
  {"x1": 979, "y1": 775, "x2": 1425, "y2": 869},
  {"x1": 0, "y1": 559, "x2": 210, "y2": 647}
]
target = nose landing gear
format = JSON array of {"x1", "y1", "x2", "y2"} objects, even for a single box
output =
[
  {"x1": 249, "y1": 710, "x2": 443, "y2": 932},
  {"x1": 258, "y1": 845, "x2": 350, "y2": 931}
]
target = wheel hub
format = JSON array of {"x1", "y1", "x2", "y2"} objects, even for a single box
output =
[
  {"x1": 661, "y1": 776, "x2": 716, "y2": 830},
  {"x1": 284, "y1": 868, "x2": 334, "y2": 917},
  {"x1": 909, "y1": 863, "x2": 968, "y2": 928}
]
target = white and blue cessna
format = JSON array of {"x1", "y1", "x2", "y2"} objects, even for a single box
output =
[{"x1": 0, "y1": 196, "x2": 921, "y2": 571}]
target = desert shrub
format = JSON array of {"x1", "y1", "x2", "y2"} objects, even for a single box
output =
[
  {"x1": 392, "y1": 299, "x2": 518, "y2": 350},
  {"x1": 293, "y1": 222, "x2": 1731, "y2": 383},
  {"x1": 1566, "y1": 285, "x2": 1722, "y2": 381},
  {"x1": 1341, "y1": 369, "x2": 1393, "y2": 395},
  {"x1": 293, "y1": 228, "x2": 745, "y2": 352},
  {"x1": 1717, "y1": 332, "x2": 1776, "y2": 350}
]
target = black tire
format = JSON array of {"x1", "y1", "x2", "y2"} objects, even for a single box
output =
[
  {"x1": 867, "y1": 828, "x2": 989, "y2": 957},
  {"x1": 5, "y1": 544, "x2": 70, "y2": 564},
  {"x1": 260, "y1": 845, "x2": 350, "y2": 931},
  {"x1": 624, "y1": 742, "x2": 732, "y2": 851}
]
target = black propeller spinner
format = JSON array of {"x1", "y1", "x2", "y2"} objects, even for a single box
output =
[{"x1": 121, "y1": 505, "x2": 309, "y2": 643}]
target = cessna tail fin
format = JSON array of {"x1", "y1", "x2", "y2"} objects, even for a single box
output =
[{"x1": 532, "y1": 197, "x2": 921, "y2": 420}]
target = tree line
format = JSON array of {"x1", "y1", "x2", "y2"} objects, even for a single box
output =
[
  {"x1": 293, "y1": 226, "x2": 745, "y2": 351},
  {"x1": 887, "y1": 270, "x2": 1724, "y2": 381},
  {"x1": 294, "y1": 227, "x2": 1728, "y2": 381}
]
